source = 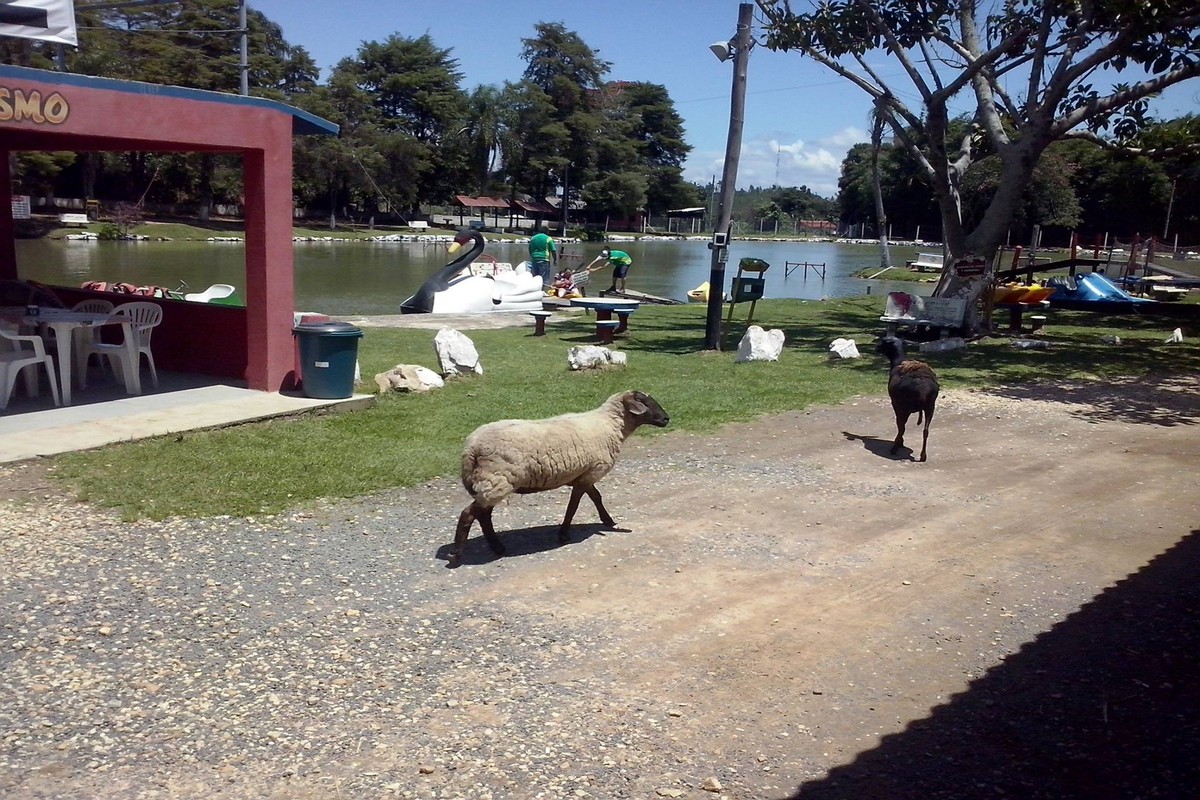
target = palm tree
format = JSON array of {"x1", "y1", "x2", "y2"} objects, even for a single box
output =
[
  {"x1": 869, "y1": 97, "x2": 892, "y2": 269},
  {"x1": 461, "y1": 85, "x2": 506, "y2": 195}
]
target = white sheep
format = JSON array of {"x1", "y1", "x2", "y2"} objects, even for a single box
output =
[{"x1": 449, "y1": 390, "x2": 670, "y2": 566}]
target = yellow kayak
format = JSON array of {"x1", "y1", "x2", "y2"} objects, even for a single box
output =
[{"x1": 687, "y1": 281, "x2": 709, "y2": 303}]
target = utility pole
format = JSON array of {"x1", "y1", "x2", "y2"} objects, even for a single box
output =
[
  {"x1": 561, "y1": 163, "x2": 570, "y2": 236},
  {"x1": 704, "y1": 2, "x2": 753, "y2": 350},
  {"x1": 239, "y1": 0, "x2": 248, "y2": 96},
  {"x1": 1163, "y1": 177, "x2": 1176, "y2": 240}
]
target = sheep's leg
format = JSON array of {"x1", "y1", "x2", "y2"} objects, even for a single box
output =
[
  {"x1": 451, "y1": 501, "x2": 504, "y2": 566},
  {"x1": 918, "y1": 407, "x2": 934, "y2": 462},
  {"x1": 477, "y1": 506, "x2": 506, "y2": 556},
  {"x1": 450, "y1": 502, "x2": 478, "y2": 566},
  {"x1": 585, "y1": 486, "x2": 617, "y2": 528},
  {"x1": 559, "y1": 485, "x2": 587, "y2": 544},
  {"x1": 891, "y1": 410, "x2": 910, "y2": 455}
]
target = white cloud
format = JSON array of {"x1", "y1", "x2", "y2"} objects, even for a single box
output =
[{"x1": 684, "y1": 131, "x2": 855, "y2": 197}]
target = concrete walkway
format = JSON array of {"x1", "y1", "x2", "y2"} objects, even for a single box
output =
[
  {"x1": 0, "y1": 377, "x2": 372, "y2": 463},
  {"x1": 0, "y1": 311, "x2": 561, "y2": 464}
]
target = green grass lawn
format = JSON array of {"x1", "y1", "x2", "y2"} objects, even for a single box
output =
[{"x1": 50, "y1": 297, "x2": 1200, "y2": 521}]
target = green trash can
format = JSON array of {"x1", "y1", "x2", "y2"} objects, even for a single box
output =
[{"x1": 293, "y1": 320, "x2": 363, "y2": 399}]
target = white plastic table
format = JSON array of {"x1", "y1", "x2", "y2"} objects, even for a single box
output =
[{"x1": 0, "y1": 306, "x2": 139, "y2": 404}]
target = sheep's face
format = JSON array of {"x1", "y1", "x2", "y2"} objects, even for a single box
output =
[
  {"x1": 875, "y1": 336, "x2": 904, "y2": 363},
  {"x1": 625, "y1": 391, "x2": 670, "y2": 428}
]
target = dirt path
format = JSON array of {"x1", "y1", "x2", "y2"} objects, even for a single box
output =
[{"x1": 2, "y1": 376, "x2": 1199, "y2": 799}]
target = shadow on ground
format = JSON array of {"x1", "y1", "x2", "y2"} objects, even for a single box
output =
[
  {"x1": 985, "y1": 373, "x2": 1200, "y2": 427},
  {"x1": 780, "y1": 529, "x2": 1200, "y2": 800},
  {"x1": 435, "y1": 523, "x2": 614, "y2": 567}
]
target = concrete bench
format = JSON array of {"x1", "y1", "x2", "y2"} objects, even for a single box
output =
[
  {"x1": 995, "y1": 300, "x2": 1051, "y2": 334},
  {"x1": 881, "y1": 295, "x2": 966, "y2": 338},
  {"x1": 406, "y1": 220, "x2": 430, "y2": 230},
  {"x1": 529, "y1": 310, "x2": 553, "y2": 336},
  {"x1": 595, "y1": 319, "x2": 621, "y2": 344},
  {"x1": 1150, "y1": 286, "x2": 1188, "y2": 301},
  {"x1": 58, "y1": 213, "x2": 90, "y2": 227},
  {"x1": 614, "y1": 307, "x2": 636, "y2": 334}
]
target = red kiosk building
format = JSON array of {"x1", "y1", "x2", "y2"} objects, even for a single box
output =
[{"x1": 0, "y1": 64, "x2": 338, "y2": 392}]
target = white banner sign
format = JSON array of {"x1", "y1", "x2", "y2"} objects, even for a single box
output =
[{"x1": 0, "y1": 0, "x2": 77, "y2": 46}]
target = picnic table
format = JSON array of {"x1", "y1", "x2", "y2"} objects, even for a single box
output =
[{"x1": 569, "y1": 297, "x2": 640, "y2": 343}]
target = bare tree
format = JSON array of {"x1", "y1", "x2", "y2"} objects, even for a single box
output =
[{"x1": 757, "y1": 0, "x2": 1200, "y2": 331}]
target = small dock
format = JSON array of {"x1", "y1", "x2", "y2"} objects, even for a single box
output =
[
  {"x1": 598, "y1": 288, "x2": 682, "y2": 305},
  {"x1": 784, "y1": 260, "x2": 826, "y2": 278}
]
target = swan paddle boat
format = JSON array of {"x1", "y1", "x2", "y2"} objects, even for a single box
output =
[{"x1": 400, "y1": 228, "x2": 545, "y2": 314}]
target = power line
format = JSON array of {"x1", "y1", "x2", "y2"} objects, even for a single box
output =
[{"x1": 76, "y1": 24, "x2": 243, "y2": 34}]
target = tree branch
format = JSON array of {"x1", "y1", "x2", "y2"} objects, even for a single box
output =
[
  {"x1": 1062, "y1": 130, "x2": 1200, "y2": 158},
  {"x1": 1025, "y1": 3, "x2": 1054, "y2": 121},
  {"x1": 1051, "y1": 64, "x2": 1200, "y2": 138},
  {"x1": 954, "y1": 2, "x2": 1009, "y2": 151},
  {"x1": 853, "y1": 0, "x2": 933, "y2": 101},
  {"x1": 917, "y1": 40, "x2": 945, "y2": 94}
]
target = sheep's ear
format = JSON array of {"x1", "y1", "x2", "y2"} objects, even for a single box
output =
[{"x1": 625, "y1": 394, "x2": 649, "y2": 417}]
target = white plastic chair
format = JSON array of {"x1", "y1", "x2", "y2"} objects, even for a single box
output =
[
  {"x1": 70, "y1": 299, "x2": 117, "y2": 388},
  {"x1": 68, "y1": 298, "x2": 116, "y2": 363},
  {"x1": 73, "y1": 299, "x2": 116, "y2": 315},
  {"x1": 0, "y1": 326, "x2": 61, "y2": 410},
  {"x1": 80, "y1": 301, "x2": 163, "y2": 390}
]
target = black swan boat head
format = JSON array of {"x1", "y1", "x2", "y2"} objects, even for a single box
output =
[{"x1": 400, "y1": 228, "x2": 485, "y2": 314}]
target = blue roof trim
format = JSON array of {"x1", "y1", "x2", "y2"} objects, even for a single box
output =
[{"x1": 0, "y1": 64, "x2": 339, "y2": 137}]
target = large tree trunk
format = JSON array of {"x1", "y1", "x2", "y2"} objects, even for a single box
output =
[{"x1": 932, "y1": 141, "x2": 1044, "y2": 334}]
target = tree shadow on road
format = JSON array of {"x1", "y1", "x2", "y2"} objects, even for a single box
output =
[
  {"x1": 778, "y1": 529, "x2": 1200, "y2": 800},
  {"x1": 981, "y1": 373, "x2": 1200, "y2": 427}
]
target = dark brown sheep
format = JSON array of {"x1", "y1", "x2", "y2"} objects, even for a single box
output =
[{"x1": 875, "y1": 337, "x2": 940, "y2": 462}]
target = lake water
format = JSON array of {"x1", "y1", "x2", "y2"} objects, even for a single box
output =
[{"x1": 16, "y1": 237, "x2": 939, "y2": 316}]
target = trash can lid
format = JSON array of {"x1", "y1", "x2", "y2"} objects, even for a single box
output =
[{"x1": 292, "y1": 320, "x2": 363, "y2": 336}]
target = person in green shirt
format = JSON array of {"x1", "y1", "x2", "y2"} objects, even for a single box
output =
[
  {"x1": 585, "y1": 246, "x2": 634, "y2": 293},
  {"x1": 527, "y1": 230, "x2": 557, "y2": 287}
]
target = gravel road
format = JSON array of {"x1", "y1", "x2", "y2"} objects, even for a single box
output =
[{"x1": 2, "y1": 374, "x2": 1199, "y2": 799}]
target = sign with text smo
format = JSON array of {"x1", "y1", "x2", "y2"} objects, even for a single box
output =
[{"x1": 0, "y1": 87, "x2": 69, "y2": 125}]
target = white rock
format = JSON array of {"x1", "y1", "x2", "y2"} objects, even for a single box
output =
[
  {"x1": 1165, "y1": 327, "x2": 1184, "y2": 343},
  {"x1": 374, "y1": 364, "x2": 445, "y2": 393},
  {"x1": 1100, "y1": 335, "x2": 1122, "y2": 345},
  {"x1": 1011, "y1": 338, "x2": 1051, "y2": 350},
  {"x1": 919, "y1": 337, "x2": 967, "y2": 353},
  {"x1": 828, "y1": 337, "x2": 860, "y2": 359},
  {"x1": 567, "y1": 345, "x2": 627, "y2": 370},
  {"x1": 735, "y1": 325, "x2": 785, "y2": 362},
  {"x1": 434, "y1": 328, "x2": 484, "y2": 376}
]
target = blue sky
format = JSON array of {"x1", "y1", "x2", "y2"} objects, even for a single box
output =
[{"x1": 248, "y1": 0, "x2": 1199, "y2": 199}]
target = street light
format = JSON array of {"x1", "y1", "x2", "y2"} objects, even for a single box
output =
[
  {"x1": 709, "y1": 40, "x2": 733, "y2": 62},
  {"x1": 704, "y1": 3, "x2": 754, "y2": 350}
]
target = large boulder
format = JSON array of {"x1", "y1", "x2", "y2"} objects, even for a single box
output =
[{"x1": 434, "y1": 328, "x2": 483, "y2": 377}]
